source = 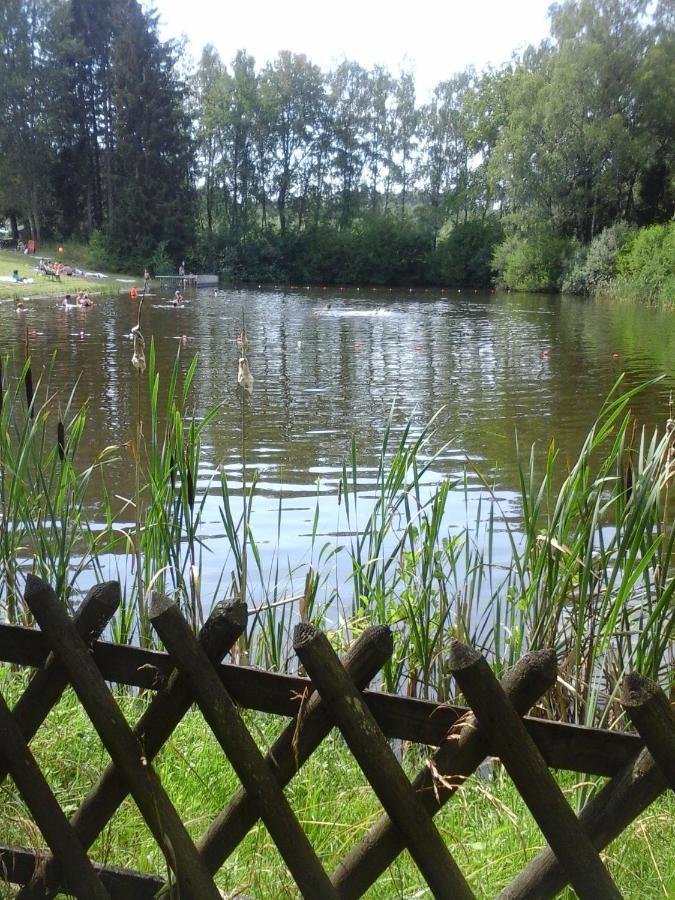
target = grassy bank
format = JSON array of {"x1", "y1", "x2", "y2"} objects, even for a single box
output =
[
  {"x1": 0, "y1": 246, "x2": 138, "y2": 301},
  {"x1": 0, "y1": 674, "x2": 672, "y2": 898}
]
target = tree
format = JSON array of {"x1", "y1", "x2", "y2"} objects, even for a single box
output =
[
  {"x1": 327, "y1": 61, "x2": 369, "y2": 229},
  {"x1": 259, "y1": 51, "x2": 323, "y2": 235},
  {"x1": 107, "y1": 0, "x2": 195, "y2": 262},
  {"x1": 0, "y1": 0, "x2": 56, "y2": 242}
]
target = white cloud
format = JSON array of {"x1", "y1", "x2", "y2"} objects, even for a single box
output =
[{"x1": 153, "y1": 0, "x2": 552, "y2": 98}]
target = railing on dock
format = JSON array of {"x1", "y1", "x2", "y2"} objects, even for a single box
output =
[
  {"x1": 152, "y1": 273, "x2": 218, "y2": 287},
  {"x1": 0, "y1": 574, "x2": 672, "y2": 898}
]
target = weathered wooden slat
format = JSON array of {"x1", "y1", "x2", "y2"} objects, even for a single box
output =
[
  {"x1": 21, "y1": 575, "x2": 220, "y2": 900},
  {"x1": 332, "y1": 648, "x2": 558, "y2": 899},
  {"x1": 449, "y1": 641, "x2": 621, "y2": 900},
  {"x1": 0, "y1": 693, "x2": 109, "y2": 899},
  {"x1": 294, "y1": 623, "x2": 475, "y2": 900},
  {"x1": 150, "y1": 593, "x2": 339, "y2": 899},
  {"x1": 499, "y1": 745, "x2": 666, "y2": 898},
  {"x1": 0, "y1": 846, "x2": 163, "y2": 900},
  {"x1": 20, "y1": 599, "x2": 246, "y2": 900},
  {"x1": 500, "y1": 674, "x2": 673, "y2": 900},
  {"x1": 621, "y1": 672, "x2": 675, "y2": 789},
  {"x1": 0, "y1": 581, "x2": 120, "y2": 788},
  {"x1": 0, "y1": 623, "x2": 644, "y2": 776},
  {"x1": 197, "y1": 623, "x2": 393, "y2": 874}
]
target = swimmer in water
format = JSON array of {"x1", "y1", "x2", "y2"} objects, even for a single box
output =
[
  {"x1": 173, "y1": 290, "x2": 183, "y2": 306},
  {"x1": 16, "y1": 302, "x2": 25, "y2": 313}
]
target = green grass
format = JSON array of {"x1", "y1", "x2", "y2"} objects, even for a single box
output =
[
  {"x1": 0, "y1": 674, "x2": 672, "y2": 898},
  {"x1": 0, "y1": 246, "x2": 137, "y2": 301}
]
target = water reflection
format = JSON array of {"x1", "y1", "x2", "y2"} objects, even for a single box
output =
[{"x1": 1, "y1": 286, "x2": 672, "y2": 599}]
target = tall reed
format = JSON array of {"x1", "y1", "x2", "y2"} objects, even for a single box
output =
[{"x1": 0, "y1": 345, "x2": 671, "y2": 730}]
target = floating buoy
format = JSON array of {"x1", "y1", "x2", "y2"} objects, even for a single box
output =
[
  {"x1": 130, "y1": 287, "x2": 138, "y2": 299},
  {"x1": 612, "y1": 352, "x2": 620, "y2": 359},
  {"x1": 353, "y1": 342, "x2": 361, "y2": 350},
  {"x1": 80, "y1": 331, "x2": 85, "y2": 339},
  {"x1": 542, "y1": 350, "x2": 551, "y2": 358},
  {"x1": 58, "y1": 246, "x2": 64, "y2": 254}
]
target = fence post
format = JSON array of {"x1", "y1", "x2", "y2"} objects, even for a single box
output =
[
  {"x1": 198, "y1": 624, "x2": 393, "y2": 874},
  {"x1": 20, "y1": 597, "x2": 246, "y2": 900},
  {"x1": 150, "y1": 593, "x2": 339, "y2": 899},
  {"x1": 21, "y1": 575, "x2": 221, "y2": 900},
  {"x1": 449, "y1": 640, "x2": 621, "y2": 900},
  {"x1": 294, "y1": 623, "x2": 475, "y2": 900},
  {"x1": 332, "y1": 647, "x2": 558, "y2": 899}
]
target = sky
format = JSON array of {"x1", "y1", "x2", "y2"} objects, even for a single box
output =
[{"x1": 153, "y1": 0, "x2": 554, "y2": 100}]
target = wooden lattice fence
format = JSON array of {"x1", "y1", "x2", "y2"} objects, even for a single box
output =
[{"x1": 0, "y1": 574, "x2": 672, "y2": 898}]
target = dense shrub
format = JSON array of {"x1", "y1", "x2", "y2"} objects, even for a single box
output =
[
  {"x1": 432, "y1": 218, "x2": 504, "y2": 287},
  {"x1": 608, "y1": 222, "x2": 675, "y2": 304},
  {"x1": 492, "y1": 227, "x2": 575, "y2": 292},
  {"x1": 561, "y1": 222, "x2": 633, "y2": 295}
]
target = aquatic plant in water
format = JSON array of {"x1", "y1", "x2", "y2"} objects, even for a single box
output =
[{"x1": 0, "y1": 346, "x2": 672, "y2": 729}]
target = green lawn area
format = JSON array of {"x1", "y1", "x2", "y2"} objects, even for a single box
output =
[{"x1": 0, "y1": 244, "x2": 137, "y2": 302}]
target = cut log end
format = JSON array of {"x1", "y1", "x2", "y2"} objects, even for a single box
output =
[
  {"x1": 149, "y1": 591, "x2": 174, "y2": 620},
  {"x1": 621, "y1": 672, "x2": 660, "y2": 708},
  {"x1": 448, "y1": 639, "x2": 482, "y2": 672},
  {"x1": 293, "y1": 622, "x2": 320, "y2": 649}
]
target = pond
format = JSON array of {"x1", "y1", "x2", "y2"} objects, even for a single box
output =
[{"x1": 1, "y1": 284, "x2": 674, "y2": 619}]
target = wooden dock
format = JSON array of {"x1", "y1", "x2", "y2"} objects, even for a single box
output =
[{"x1": 153, "y1": 274, "x2": 218, "y2": 287}]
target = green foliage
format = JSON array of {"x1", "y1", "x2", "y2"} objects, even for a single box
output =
[
  {"x1": 432, "y1": 218, "x2": 504, "y2": 287},
  {"x1": 87, "y1": 229, "x2": 122, "y2": 272},
  {"x1": 492, "y1": 228, "x2": 575, "y2": 292},
  {"x1": 149, "y1": 241, "x2": 174, "y2": 276},
  {"x1": 561, "y1": 222, "x2": 633, "y2": 294},
  {"x1": 609, "y1": 221, "x2": 675, "y2": 304}
]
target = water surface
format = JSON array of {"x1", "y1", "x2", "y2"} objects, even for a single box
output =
[{"x1": 2, "y1": 285, "x2": 673, "y2": 600}]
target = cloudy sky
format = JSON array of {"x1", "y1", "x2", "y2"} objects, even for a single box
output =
[{"x1": 154, "y1": 0, "x2": 554, "y2": 98}]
